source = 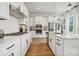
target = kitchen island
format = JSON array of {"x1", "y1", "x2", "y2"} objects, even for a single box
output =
[{"x1": 49, "y1": 32, "x2": 79, "y2": 56}]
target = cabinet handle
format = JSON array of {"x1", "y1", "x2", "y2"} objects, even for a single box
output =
[
  {"x1": 26, "y1": 40, "x2": 28, "y2": 44},
  {"x1": 6, "y1": 44, "x2": 15, "y2": 49},
  {"x1": 11, "y1": 53, "x2": 14, "y2": 56},
  {"x1": 56, "y1": 39, "x2": 60, "y2": 41},
  {"x1": 56, "y1": 42, "x2": 60, "y2": 46},
  {"x1": 50, "y1": 39, "x2": 52, "y2": 42}
]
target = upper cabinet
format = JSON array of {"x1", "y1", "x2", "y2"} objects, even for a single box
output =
[
  {"x1": 0, "y1": 2, "x2": 9, "y2": 20},
  {"x1": 9, "y1": 2, "x2": 27, "y2": 19},
  {"x1": 35, "y1": 16, "x2": 48, "y2": 26},
  {"x1": 10, "y1": 2, "x2": 21, "y2": 8},
  {"x1": 9, "y1": 2, "x2": 29, "y2": 25}
]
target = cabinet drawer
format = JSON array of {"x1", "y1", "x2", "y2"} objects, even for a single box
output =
[
  {"x1": 56, "y1": 41, "x2": 63, "y2": 56},
  {"x1": 0, "y1": 42, "x2": 15, "y2": 55},
  {"x1": 56, "y1": 37, "x2": 63, "y2": 44}
]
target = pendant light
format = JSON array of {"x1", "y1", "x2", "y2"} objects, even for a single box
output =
[
  {"x1": 68, "y1": 2, "x2": 72, "y2": 10},
  {"x1": 54, "y1": 2, "x2": 56, "y2": 18}
]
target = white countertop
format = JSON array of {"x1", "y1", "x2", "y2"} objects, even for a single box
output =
[{"x1": 49, "y1": 32, "x2": 79, "y2": 39}]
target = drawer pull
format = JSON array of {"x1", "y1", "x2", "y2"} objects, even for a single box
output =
[
  {"x1": 7, "y1": 44, "x2": 15, "y2": 49},
  {"x1": 50, "y1": 39, "x2": 52, "y2": 42},
  {"x1": 26, "y1": 40, "x2": 28, "y2": 44},
  {"x1": 11, "y1": 53, "x2": 14, "y2": 56},
  {"x1": 56, "y1": 39, "x2": 60, "y2": 41},
  {"x1": 56, "y1": 42, "x2": 60, "y2": 46}
]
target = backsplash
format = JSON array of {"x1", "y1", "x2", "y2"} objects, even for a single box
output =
[{"x1": 0, "y1": 15, "x2": 19, "y2": 34}]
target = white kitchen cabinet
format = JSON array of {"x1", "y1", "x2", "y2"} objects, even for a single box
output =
[
  {"x1": 10, "y1": 2, "x2": 21, "y2": 9},
  {"x1": 48, "y1": 33, "x2": 52, "y2": 50},
  {"x1": 55, "y1": 37, "x2": 63, "y2": 56},
  {"x1": 0, "y1": 32, "x2": 32, "y2": 56},
  {"x1": 20, "y1": 3, "x2": 29, "y2": 17},
  {"x1": 0, "y1": 36, "x2": 20, "y2": 56},
  {"x1": 55, "y1": 34, "x2": 79, "y2": 56},
  {"x1": 10, "y1": 2, "x2": 29, "y2": 25},
  {"x1": 0, "y1": 2, "x2": 9, "y2": 20},
  {"x1": 12, "y1": 37, "x2": 20, "y2": 56},
  {"x1": 29, "y1": 17, "x2": 35, "y2": 26},
  {"x1": 42, "y1": 31, "x2": 46, "y2": 38},
  {"x1": 64, "y1": 39, "x2": 79, "y2": 56},
  {"x1": 20, "y1": 34, "x2": 28, "y2": 56},
  {"x1": 0, "y1": 41, "x2": 14, "y2": 56},
  {"x1": 20, "y1": 33, "x2": 32, "y2": 56},
  {"x1": 49, "y1": 33, "x2": 55, "y2": 55},
  {"x1": 51, "y1": 34, "x2": 55, "y2": 55},
  {"x1": 35, "y1": 16, "x2": 48, "y2": 26}
]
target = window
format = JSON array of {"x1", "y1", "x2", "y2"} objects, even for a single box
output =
[{"x1": 69, "y1": 16, "x2": 73, "y2": 32}]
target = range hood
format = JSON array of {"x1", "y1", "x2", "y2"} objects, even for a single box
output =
[{"x1": 9, "y1": 4, "x2": 27, "y2": 19}]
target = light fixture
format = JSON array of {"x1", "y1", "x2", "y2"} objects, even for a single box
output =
[
  {"x1": 53, "y1": 2, "x2": 56, "y2": 18},
  {"x1": 68, "y1": 2, "x2": 72, "y2": 10}
]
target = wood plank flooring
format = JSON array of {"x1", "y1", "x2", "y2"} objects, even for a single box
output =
[{"x1": 25, "y1": 38, "x2": 55, "y2": 56}]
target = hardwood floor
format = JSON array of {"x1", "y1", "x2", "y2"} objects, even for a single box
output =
[{"x1": 25, "y1": 38, "x2": 55, "y2": 56}]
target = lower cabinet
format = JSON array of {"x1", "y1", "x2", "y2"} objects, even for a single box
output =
[
  {"x1": 55, "y1": 36, "x2": 79, "y2": 56},
  {"x1": 51, "y1": 35, "x2": 55, "y2": 55},
  {"x1": 0, "y1": 32, "x2": 32, "y2": 56},
  {"x1": 20, "y1": 34, "x2": 28, "y2": 56},
  {"x1": 48, "y1": 33, "x2": 55, "y2": 55},
  {"x1": 55, "y1": 36, "x2": 63, "y2": 56},
  {"x1": 12, "y1": 37, "x2": 20, "y2": 56},
  {"x1": 20, "y1": 32, "x2": 32, "y2": 56},
  {"x1": 0, "y1": 36, "x2": 20, "y2": 56}
]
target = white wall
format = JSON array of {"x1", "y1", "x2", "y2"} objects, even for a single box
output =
[
  {"x1": 34, "y1": 16, "x2": 48, "y2": 26},
  {"x1": 0, "y1": 2, "x2": 9, "y2": 20}
]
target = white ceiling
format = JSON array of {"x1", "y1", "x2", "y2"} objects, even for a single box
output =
[{"x1": 24, "y1": 2, "x2": 76, "y2": 16}]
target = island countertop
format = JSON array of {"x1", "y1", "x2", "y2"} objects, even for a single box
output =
[{"x1": 49, "y1": 32, "x2": 79, "y2": 39}]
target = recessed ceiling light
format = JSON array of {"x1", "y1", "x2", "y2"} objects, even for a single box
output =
[{"x1": 37, "y1": 8, "x2": 40, "y2": 10}]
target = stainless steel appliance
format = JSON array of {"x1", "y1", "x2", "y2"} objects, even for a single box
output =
[
  {"x1": 35, "y1": 24, "x2": 42, "y2": 34},
  {"x1": 48, "y1": 22, "x2": 54, "y2": 31}
]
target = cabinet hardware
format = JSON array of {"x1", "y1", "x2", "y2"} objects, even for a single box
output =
[
  {"x1": 50, "y1": 39, "x2": 52, "y2": 42},
  {"x1": 6, "y1": 44, "x2": 15, "y2": 49},
  {"x1": 26, "y1": 40, "x2": 28, "y2": 44},
  {"x1": 11, "y1": 53, "x2": 14, "y2": 56},
  {"x1": 56, "y1": 42, "x2": 60, "y2": 46},
  {"x1": 56, "y1": 39, "x2": 60, "y2": 41}
]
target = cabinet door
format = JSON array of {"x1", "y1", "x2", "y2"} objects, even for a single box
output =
[
  {"x1": 4, "y1": 50, "x2": 15, "y2": 56},
  {"x1": 51, "y1": 35, "x2": 55, "y2": 54},
  {"x1": 55, "y1": 37, "x2": 63, "y2": 56},
  {"x1": 64, "y1": 39, "x2": 79, "y2": 56},
  {"x1": 10, "y1": 2, "x2": 21, "y2": 8},
  {"x1": 12, "y1": 37, "x2": 20, "y2": 56},
  {"x1": 21, "y1": 35, "x2": 28, "y2": 55},
  {"x1": 0, "y1": 42, "x2": 14, "y2": 56},
  {"x1": 0, "y1": 2, "x2": 9, "y2": 19},
  {"x1": 48, "y1": 34, "x2": 52, "y2": 48}
]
